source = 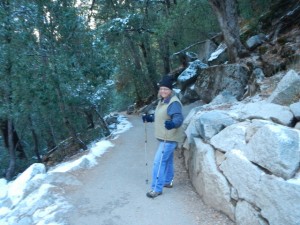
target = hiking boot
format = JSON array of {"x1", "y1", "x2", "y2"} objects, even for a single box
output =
[
  {"x1": 164, "y1": 181, "x2": 173, "y2": 188},
  {"x1": 146, "y1": 191, "x2": 162, "y2": 198},
  {"x1": 164, "y1": 183, "x2": 173, "y2": 188}
]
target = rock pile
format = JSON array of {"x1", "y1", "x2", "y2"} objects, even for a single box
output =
[{"x1": 181, "y1": 69, "x2": 300, "y2": 225}]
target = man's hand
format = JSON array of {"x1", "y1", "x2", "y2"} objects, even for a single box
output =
[
  {"x1": 165, "y1": 120, "x2": 175, "y2": 130},
  {"x1": 142, "y1": 114, "x2": 154, "y2": 123}
]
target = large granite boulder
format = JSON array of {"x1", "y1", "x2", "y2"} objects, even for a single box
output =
[
  {"x1": 194, "y1": 64, "x2": 249, "y2": 103},
  {"x1": 245, "y1": 124, "x2": 300, "y2": 179},
  {"x1": 268, "y1": 70, "x2": 300, "y2": 105}
]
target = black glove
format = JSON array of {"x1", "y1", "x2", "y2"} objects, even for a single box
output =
[
  {"x1": 165, "y1": 120, "x2": 175, "y2": 130},
  {"x1": 142, "y1": 114, "x2": 154, "y2": 123}
]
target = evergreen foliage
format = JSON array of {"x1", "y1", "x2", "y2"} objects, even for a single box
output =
[{"x1": 0, "y1": 0, "x2": 276, "y2": 178}]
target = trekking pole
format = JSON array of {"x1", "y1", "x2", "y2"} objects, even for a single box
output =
[
  {"x1": 154, "y1": 129, "x2": 168, "y2": 191},
  {"x1": 144, "y1": 121, "x2": 149, "y2": 184}
]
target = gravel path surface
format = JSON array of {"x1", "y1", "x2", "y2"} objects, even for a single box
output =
[{"x1": 63, "y1": 110, "x2": 235, "y2": 225}]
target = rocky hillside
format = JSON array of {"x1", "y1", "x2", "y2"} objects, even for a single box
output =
[
  {"x1": 181, "y1": 68, "x2": 300, "y2": 225},
  {"x1": 154, "y1": 1, "x2": 300, "y2": 225},
  {"x1": 174, "y1": 0, "x2": 300, "y2": 106}
]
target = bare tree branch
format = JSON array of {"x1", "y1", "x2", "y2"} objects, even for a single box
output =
[{"x1": 172, "y1": 33, "x2": 221, "y2": 57}]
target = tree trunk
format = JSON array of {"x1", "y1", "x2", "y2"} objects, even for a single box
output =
[
  {"x1": 35, "y1": 3, "x2": 57, "y2": 152},
  {"x1": 139, "y1": 38, "x2": 159, "y2": 93},
  {"x1": 28, "y1": 115, "x2": 42, "y2": 162},
  {"x1": 6, "y1": 118, "x2": 16, "y2": 180},
  {"x1": 124, "y1": 33, "x2": 146, "y2": 105},
  {"x1": 45, "y1": 121, "x2": 57, "y2": 150},
  {"x1": 1, "y1": 120, "x2": 26, "y2": 159},
  {"x1": 84, "y1": 110, "x2": 95, "y2": 129},
  {"x1": 208, "y1": 0, "x2": 247, "y2": 63},
  {"x1": 157, "y1": 0, "x2": 174, "y2": 75},
  {"x1": 92, "y1": 106, "x2": 111, "y2": 137},
  {"x1": 158, "y1": 37, "x2": 171, "y2": 75},
  {"x1": 2, "y1": 0, "x2": 18, "y2": 180},
  {"x1": 36, "y1": 2, "x2": 87, "y2": 151},
  {"x1": 54, "y1": 80, "x2": 87, "y2": 150}
]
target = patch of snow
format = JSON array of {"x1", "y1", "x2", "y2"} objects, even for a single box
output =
[
  {"x1": 178, "y1": 60, "x2": 208, "y2": 82},
  {"x1": 0, "y1": 114, "x2": 132, "y2": 225},
  {"x1": 173, "y1": 88, "x2": 181, "y2": 94},
  {"x1": 50, "y1": 140, "x2": 114, "y2": 173},
  {"x1": 208, "y1": 43, "x2": 227, "y2": 61},
  {"x1": 0, "y1": 207, "x2": 10, "y2": 217},
  {"x1": 111, "y1": 115, "x2": 133, "y2": 136},
  {"x1": 0, "y1": 179, "x2": 7, "y2": 199},
  {"x1": 287, "y1": 178, "x2": 300, "y2": 185}
]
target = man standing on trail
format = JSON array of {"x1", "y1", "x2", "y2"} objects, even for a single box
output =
[{"x1": 142, "y1": 75, "x2": 184, "y2": 198}]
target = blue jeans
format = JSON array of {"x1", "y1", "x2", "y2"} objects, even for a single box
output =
[{"x1": 151, "y1": 140, "x2": 177, "y2": 192}]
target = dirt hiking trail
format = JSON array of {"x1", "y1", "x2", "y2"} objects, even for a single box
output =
[{"x1": 63, "y1": 105, "x2": 235, "y2": 225}]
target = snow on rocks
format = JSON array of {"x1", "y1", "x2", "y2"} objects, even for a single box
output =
[
  {"x1": 0, "y1": 114, "x2": 131, "y2": 225},
  {"x1": 177, "y1": 59, "x2": 208, "y2": 90}
]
